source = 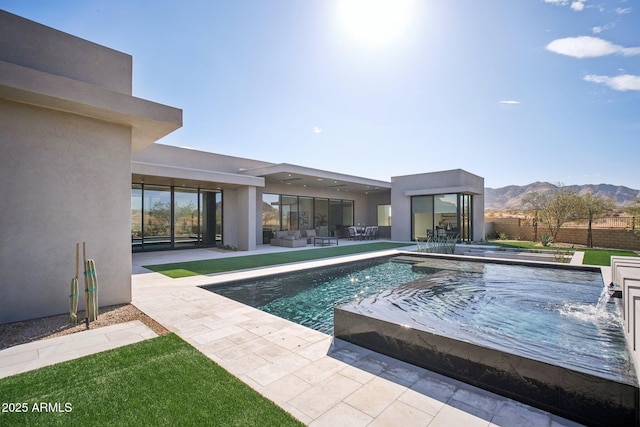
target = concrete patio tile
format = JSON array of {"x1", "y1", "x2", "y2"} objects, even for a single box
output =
[
  {"x1": 309, "y1": 402, "x2": 372, "y2": 427},
  {"x1": 343, "y1": 376, "x2": 407, "y2": 417},
  {"x1": 20, "y1": 350, "x2": 82, "y2": 372},
  {"x1": 429, "y1": 404, "x2": 491, "y2": 427},
  {"x1": 188, "y1": 324, "x2": 245, "y2": 345},
  {"x1": 336, "y1": 364, "x2": 378, "y2": 385},
  {"x1": 397, "y1": 387, "x2": 447, "y2": 417},
  {"x1": 259, "y1": 373, "x2": 314, "y2": 405},
  {"x1": 263, "y1": 327, "x2": 314, "y2": 350},
  {"x1": 490, "y1": 400, "x2": 555, "y2": 427},
  {"x1": 293, "y1": 336, "x2": 333, "y2": 361},
  {"x1": 245, "y1": 352, "x2": 312, "y2": 386},
  {"x1": 217, "y1": 352, "x2": 269, "y2": 376},
  {"x1": 378, "y1": 360, "x2": 425, "y2": 388},
  {"x1": 280, "y1": 402, "x2": 314, "y2": 426},
  {"x1": 293, "y1": 355, "x2": 347, "y2": 384},
  {"x1": 224, "y1": 329, "x2": 262, "y2": 345},
  {"x1": 410, "y1": 375, "x2": 458, "y2": 404},
  {"x1": 0, "y1": 349, "x2": 39, "y2": 367},
  {"x1": 448, "y1": 387, "x2": 502, "y2": 421},
  {"x1": 215, "y1": 336, "x2": 273, "y2": 360},
  {"x1": 351, "y1": 351, "x2": 400, "y2": 376},
  {"x1": 288, "y1": 372, "x2": 363, "y2": 419},
  {"x1": 368, "y1": 400, "x2": 434, "y2": 427},
  {"x1": 253, "y1": 341, "x2": 297, "y2": 362}
]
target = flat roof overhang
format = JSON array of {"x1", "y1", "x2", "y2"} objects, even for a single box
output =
[
  {"x1": 403, "y1": 186, "x2": 483, "y2": 196},
  {"x1": 240, "y1": 163, "x2": 391, "y2": 195},
  {"x1": 132, "y1": 161, "x2": 265, "y2": 191},
  {"x1": 0, "y1": 60, "x2": 182, "y2": 153}
]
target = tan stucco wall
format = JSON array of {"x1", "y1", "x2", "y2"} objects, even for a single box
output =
[
  {"x1": 0, "y1": 11, "x2": 181, "y2": 323},
  {"x1": 0, "y1": 101, "x2": 132, "y2": 322}
]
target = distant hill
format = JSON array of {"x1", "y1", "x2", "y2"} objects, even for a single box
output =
[{"x1": 485, "y1": 182, "x2": 640, "y2": 210}]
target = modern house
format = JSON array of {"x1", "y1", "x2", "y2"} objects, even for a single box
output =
[
  {"x1": 132, "y1": 144, "x2": 485, "y2": 252},
  {"x1": 0, "y1": 10, "x2": 484, "y2": 324}
]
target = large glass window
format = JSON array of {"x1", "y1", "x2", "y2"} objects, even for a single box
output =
[
  {"x1": 329, "y1": 199, "x2": 343, "y2": 237},
  {"x1": 460, "y1": 194, "x2": 472, "y2": 242},
  {"x1": 411, "y1": 196, "x2": 433, "y2": 241},
  {"x1": 262, "y1": 194, "x2": 280, "y2": 231},
  {"x1": 264, "y1": 195, "x2": 353, "y2": 238},
  {"x1": 342, "y1": 200, "x2": 354, "y2": 228},
  {"x1": 174, "y1": 189, "x2": 200, "y2": 248},
  {"x1": 314, "y1": 198, "x2": 329, "y2": 236},
  {"x1": 377, "y1": 205, "x2": 391, "y2": 226},
  {"x1": 132, "y1": 184, "x2": 143, "y2": 250},
  {"x1": 298, "y1": 197, "x2": 313, "y2": 230},
  {"x1": 411, "y1": 193, "x2": 472, "y2": 242},
  {"x1": 434, "y1": 194, "x2": 458, "y2": 235},
  {"x1": 132, "y1": 185, "x2": 221, "y2": 251},
  {"x1": 281, "y1": 196, "x2": 298, "y2": 230},
  {"x1": 143, "y1": 185, "x2": 172, "y2": 250}
]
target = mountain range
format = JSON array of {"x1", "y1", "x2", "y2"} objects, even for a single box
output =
[{"x1": 485, "y1": 182, "x2": 640, "y2": 211}]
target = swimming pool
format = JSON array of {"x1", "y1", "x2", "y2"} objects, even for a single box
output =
[
  {"x1": 207, "y1": 255, "x2": 628, "y2": 372},
  {"x1": 204, "y1": 254, "x2": 638, "y2": 426}
]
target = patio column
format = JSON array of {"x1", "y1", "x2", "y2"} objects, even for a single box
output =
[{"x1": 236, "y1": 186, "x2": 257, "y2": 251}]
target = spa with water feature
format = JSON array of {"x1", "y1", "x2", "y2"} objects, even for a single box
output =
[{"x1": 204, "y1": 253, "x2": 640, "y2": 427}]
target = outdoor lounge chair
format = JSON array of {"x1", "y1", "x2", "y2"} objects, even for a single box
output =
[{"x1": 348, "y1": 226, "x2": 362, "y2": 240}]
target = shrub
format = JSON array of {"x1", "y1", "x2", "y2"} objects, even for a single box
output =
[
  {"x1": 498, "y1": 232, "x2": 508, "y2": 240},
  {"x1": 540, "y1": 234, "x2": 553, "y2": 247}
]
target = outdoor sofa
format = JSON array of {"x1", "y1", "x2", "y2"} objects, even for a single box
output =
[{"x1": 270, "y1": 230, "x2": 307, "y2": 248}]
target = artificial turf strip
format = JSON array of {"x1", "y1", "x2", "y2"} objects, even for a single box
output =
[
  {"x1": 481, "y1": 241, "x2": 638, "y2": 266},
  {"x1": 0, "y1": 334, "x2": 303, "y2": 427},
  {"x1": 144, "y1": 241, "x2": 412, "y2": 278}
]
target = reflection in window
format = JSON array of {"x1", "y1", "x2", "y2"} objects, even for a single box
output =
[
  {"x1": 411, "y1": 194, "x2": 472, "y2": 242},
  {"x1": 143, "y1": 186, "x2": 172, "y2": 249},
  {"x1": 299, "y1": 197, "x2": 313, "y2": 230},
  {"x1": 262, "y1": 194, "x2": 280, "y2": 231},
  {"x1": 132, "y1": 185, "x2": 221, "y2": 251},
  {"x1": 132, "y1": 184, "x2": 143, "y2": 250},
  {"x1": 315, "y1": 198, "x2": 329, "y2": 236},
  {"x1": 377, "y1": 205, "x2": 391, "y2": 226},
  {"x1": 411, "y1": 196, "x2": 433, "y2": 240},
  {"x1": 174, "y1": 189, "x2": 200, "y2": 248}
]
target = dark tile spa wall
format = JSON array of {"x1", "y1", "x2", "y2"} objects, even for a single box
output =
[{"x1": 333, "y1": 306, "x2": 639, "y2": 427}]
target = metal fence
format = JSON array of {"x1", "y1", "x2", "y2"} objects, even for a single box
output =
[{"x1": 513, "y1": 216, "x2": 638, "y2": 229}]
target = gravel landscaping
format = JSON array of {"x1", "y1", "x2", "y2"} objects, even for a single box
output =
[{"x1": 0, "y1": 304, "x2": 169, "y2": 350}]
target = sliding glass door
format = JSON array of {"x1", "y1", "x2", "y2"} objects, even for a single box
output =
[
  {"x1": 411, "y1": 193, "x2": 473, "y2": 242},
  {"x1": 132, "y1": 184, "x2": 221, "y2": 252}
]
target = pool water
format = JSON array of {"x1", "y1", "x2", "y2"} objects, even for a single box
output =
[
  {"x1": 206, "y1": 255, "x2": 632, "y2": 379},
  {"x1": 208, "y1": 257, "x2": 421, "y2": 334}
]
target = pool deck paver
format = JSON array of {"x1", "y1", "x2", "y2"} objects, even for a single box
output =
[
  {"x1": 0, "y1": 320, "x2": 157, "y2": 379},
  {"x1": 130, "y1": 244, "x2": 586, "y2": 427}
]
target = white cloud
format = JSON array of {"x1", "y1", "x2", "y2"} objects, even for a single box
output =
[
  {"x1": 592, "y1": 22, "x2": 616, "y2": 34},
  {"x1": 615, "y1": 7, "x2": 632, "y2": 15},
  {"x1": 571, "y1": 1, "x2": 585, "y2": 11},
  {"x1": 584, "y1": 74, "x2": 640, "y2": 91},
  {"x1": 312, "y1": 126, "x2": 323, "y2": 134},
  {"x1": 546, "y1": 36, "x2": 640, "y2": 58},
  {"x1": 544, "y1": 0, "x2": 586, "y2": 11},
  {"x1": 499, "y1": 100, "x2": 521, "y2": 104}
]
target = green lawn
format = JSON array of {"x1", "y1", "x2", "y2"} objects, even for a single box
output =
[
  {"x1": 481, "y1": 240, "x2": 638, "y2": 266},
  {"x1": 144, "y1": 242, "x2": 412, "y2": 278},
  {"x1": 0, "y1": 334, "x2": 303, "y2": 427}
]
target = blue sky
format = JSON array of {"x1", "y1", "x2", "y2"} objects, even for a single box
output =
[{"x1": 2, "y1": 0, "x2": 639, "y2": 188}]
